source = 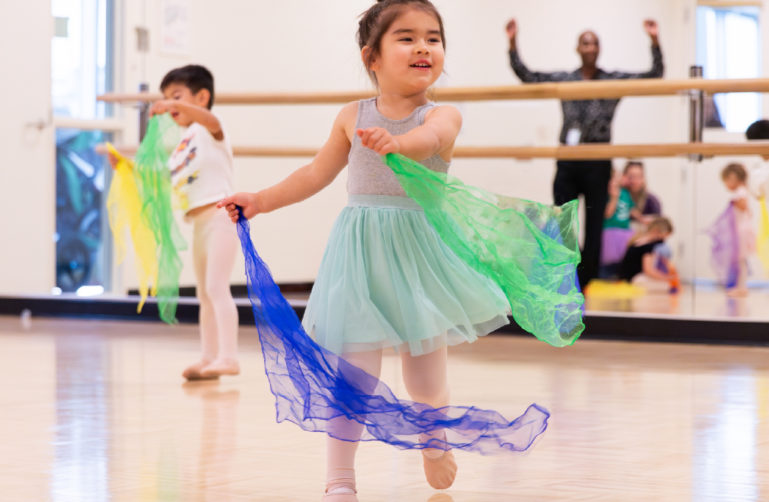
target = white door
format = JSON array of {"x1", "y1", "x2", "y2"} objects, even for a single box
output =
[{"x1": 0, "y1": 3, "x2": 55, "y2": 295}]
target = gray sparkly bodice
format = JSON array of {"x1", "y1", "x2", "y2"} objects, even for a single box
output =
[{"x1": 347, "y1": 98, "x2": 450, "y2": 196}]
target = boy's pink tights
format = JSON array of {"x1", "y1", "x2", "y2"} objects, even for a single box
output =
[{"x1": 192, "y1": 206, "x2": 239, "y2": 368}]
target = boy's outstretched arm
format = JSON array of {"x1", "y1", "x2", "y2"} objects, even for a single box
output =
[{"x1": 150, "y1": 100, "x2": 224, "y2": 140}]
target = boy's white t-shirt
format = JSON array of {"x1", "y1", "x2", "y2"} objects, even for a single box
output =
[{"x1": 167, "y1": 121, "x2": 234, "y2": 212}]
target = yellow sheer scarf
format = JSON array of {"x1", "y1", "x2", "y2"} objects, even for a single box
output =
[{"x1": 105, "y1": 143, "x2": 158, "y2": 312}]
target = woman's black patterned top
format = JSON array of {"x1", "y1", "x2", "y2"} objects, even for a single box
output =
[{"x1": 508, "y1": 46, "x2": 664, "y2": 144}]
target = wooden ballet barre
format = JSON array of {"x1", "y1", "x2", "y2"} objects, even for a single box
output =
[
  {"x1": 232, "y1": 146, "x2": 559, "y2": 158},
  {"x1": 97, "y1": 90, "x2": 375, "y2": 105},
  {"x1": 97, "y1": 142, "x2": 769, "y2": 160},
  {"x1": 94, "y1": 144, "x2": 320, "y2": 157},
  {"x1": 98, "y1": 78, "x2": 769, "y2": 105},
  {"x1": 457, "y1": 78, "x2": 769, "y2": 101},
  {"x1": 525, "y1": 142, "x2": 769, "y2": 160},
  {"x1": 697, "y1": 0, "x2": 762, "y2": 6},
  {"x1": 241, "y1": 143, "x2": 767, "y2": 159}
]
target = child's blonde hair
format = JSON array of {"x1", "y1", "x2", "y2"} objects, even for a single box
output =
[
  {"x1": 647, "y1": 216, "x2": 673, "y2": 235},
  {"x1": 628, "y1": 216, "x2": 673, "y2": 246}
]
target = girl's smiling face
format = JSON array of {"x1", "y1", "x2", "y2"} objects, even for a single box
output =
[{"x1": 366, "y1": 8, "x2": 445, "y2": 94}]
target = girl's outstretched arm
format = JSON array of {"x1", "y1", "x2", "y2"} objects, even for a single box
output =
[
  {"x1": 357, "y1": 105, "x2": 462, "y2": 162},
  {"x1": 218, "y1": 102, "x2": 356, "y2": 221}
]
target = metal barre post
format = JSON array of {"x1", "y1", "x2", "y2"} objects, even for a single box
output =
[
  {"x1": 688, "y1": 66, "x2": 704, "y2": 162},
  {"x1": 138, "y1": 82, "x2": 150, "y2": 141}
]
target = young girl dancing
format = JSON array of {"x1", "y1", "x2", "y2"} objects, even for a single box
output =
[
  {"x1": 220, "y1": 1, "x2": 574, "y2": 499},
  {"x1": 710, "y1": 163, "x2": 756, "y2": 296}
]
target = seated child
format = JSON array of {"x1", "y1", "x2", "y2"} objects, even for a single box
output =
[
  {"x1": 622, "y1": 160, "x2": 662, "y2": 228},
  {"x1": 600, "y1": 167, "x2": 635, "y2": 278},
  {"x1": 619, "y1": 217, "x2": 675, "y2": 284}
]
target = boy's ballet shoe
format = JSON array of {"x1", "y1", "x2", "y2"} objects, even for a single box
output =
[
  {"x1": 199, "y1": 359, "x2": 240, "y2": 378},
  {"x1": 423, "y1": 449, "x2": 457, "y2": 490},
  {"x1": 182, "y1": 361, "x2": 219, "y2": 381}
]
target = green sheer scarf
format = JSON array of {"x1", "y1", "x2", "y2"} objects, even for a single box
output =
[
  {"x1": 384, "y1": 153, "x2": 584, "y2": 347},
  {"x1": 133, "y1": 114, "x2": 186, "y2": 324}
]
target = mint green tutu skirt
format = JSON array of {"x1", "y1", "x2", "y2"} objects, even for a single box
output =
[{"x1": 302, "y1": 194, "x2": 511, "y2": 356}]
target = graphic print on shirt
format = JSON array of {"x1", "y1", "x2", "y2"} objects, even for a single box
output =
[
  {"x1": 173, "y1": 171, "x2": 200, "y2": 210},
  {"x1": 170, "y1": 132, "x2": 200, "y2": 210},
  {"x1": 167, "y1": 123, "x2": 234, "y2": 213},
  {"x1": 173, "y1": 135, "x2": 193, "y2": 157}
]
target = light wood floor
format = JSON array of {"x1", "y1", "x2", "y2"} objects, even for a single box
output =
[{"x1": 2, "y1": 315, "x2": 768, "y2": 501}]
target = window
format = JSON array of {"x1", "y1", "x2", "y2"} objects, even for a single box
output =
[
  {"x1": 52, "y1": 0, "x2": 115, "y2": 294},
  {"x1": 52, "y1": 0, "x2": 114, "y2": 119},
  {"x1": 55, "y1": 128, "x2": 111, "y2": 294},
  {"x1": 696, "y1": 6, "x2": 761, "y2": 133}
]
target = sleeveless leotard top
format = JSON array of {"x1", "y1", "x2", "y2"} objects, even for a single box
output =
[{"x1": 347, "y1": 97, "x2": 449, "y2": 197}]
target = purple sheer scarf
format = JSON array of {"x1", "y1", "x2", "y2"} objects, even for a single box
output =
[{"x1": 706, "y1": 203, "x2": 739, "y2": 288}]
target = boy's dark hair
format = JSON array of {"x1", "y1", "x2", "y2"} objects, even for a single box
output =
[
  {"x1": 160, "y1": 65, "x2": 215, "y2": 109},
  {"x1": 358, "y1": 0, "x2": 445, "y2": 85},
  {"x1": 746, "y1": 119, "x2": 769, "y2": 140},
  {"x1": 721, "y1": 162, "x2": 748, "y2": 183}
]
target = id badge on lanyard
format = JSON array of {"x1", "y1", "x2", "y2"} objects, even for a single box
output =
[{"x1": 565, "y1": 127, "x2": 582, "y2": 146}]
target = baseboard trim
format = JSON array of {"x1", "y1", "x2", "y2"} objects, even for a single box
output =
[{"x1": 1, "y1": 294, "x2": 767, "y2": 346}]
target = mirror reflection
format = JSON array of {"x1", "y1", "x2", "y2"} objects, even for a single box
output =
[{"x1": 4, "y1": 0, "x2": 769, "y2": 328}]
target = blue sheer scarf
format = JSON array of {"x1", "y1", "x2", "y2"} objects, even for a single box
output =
[{"x1": 235, "y1": 213, "x2": 549, "y2": 454}]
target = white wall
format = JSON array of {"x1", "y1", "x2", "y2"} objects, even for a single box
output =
[
  {"x1": 3, "y1": 0, "x2": 768, "y2": 295},
  {"x1": 114, "y1": 0, "x2": 699, "y2": 289}
]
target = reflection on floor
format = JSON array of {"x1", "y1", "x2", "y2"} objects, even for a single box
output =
[
  {"x1": 2, "y1": 316, "x2": 769, "y2": 500},
  {"x1": 585, "y1": 281, "x2": 769, "y2": 320}
]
